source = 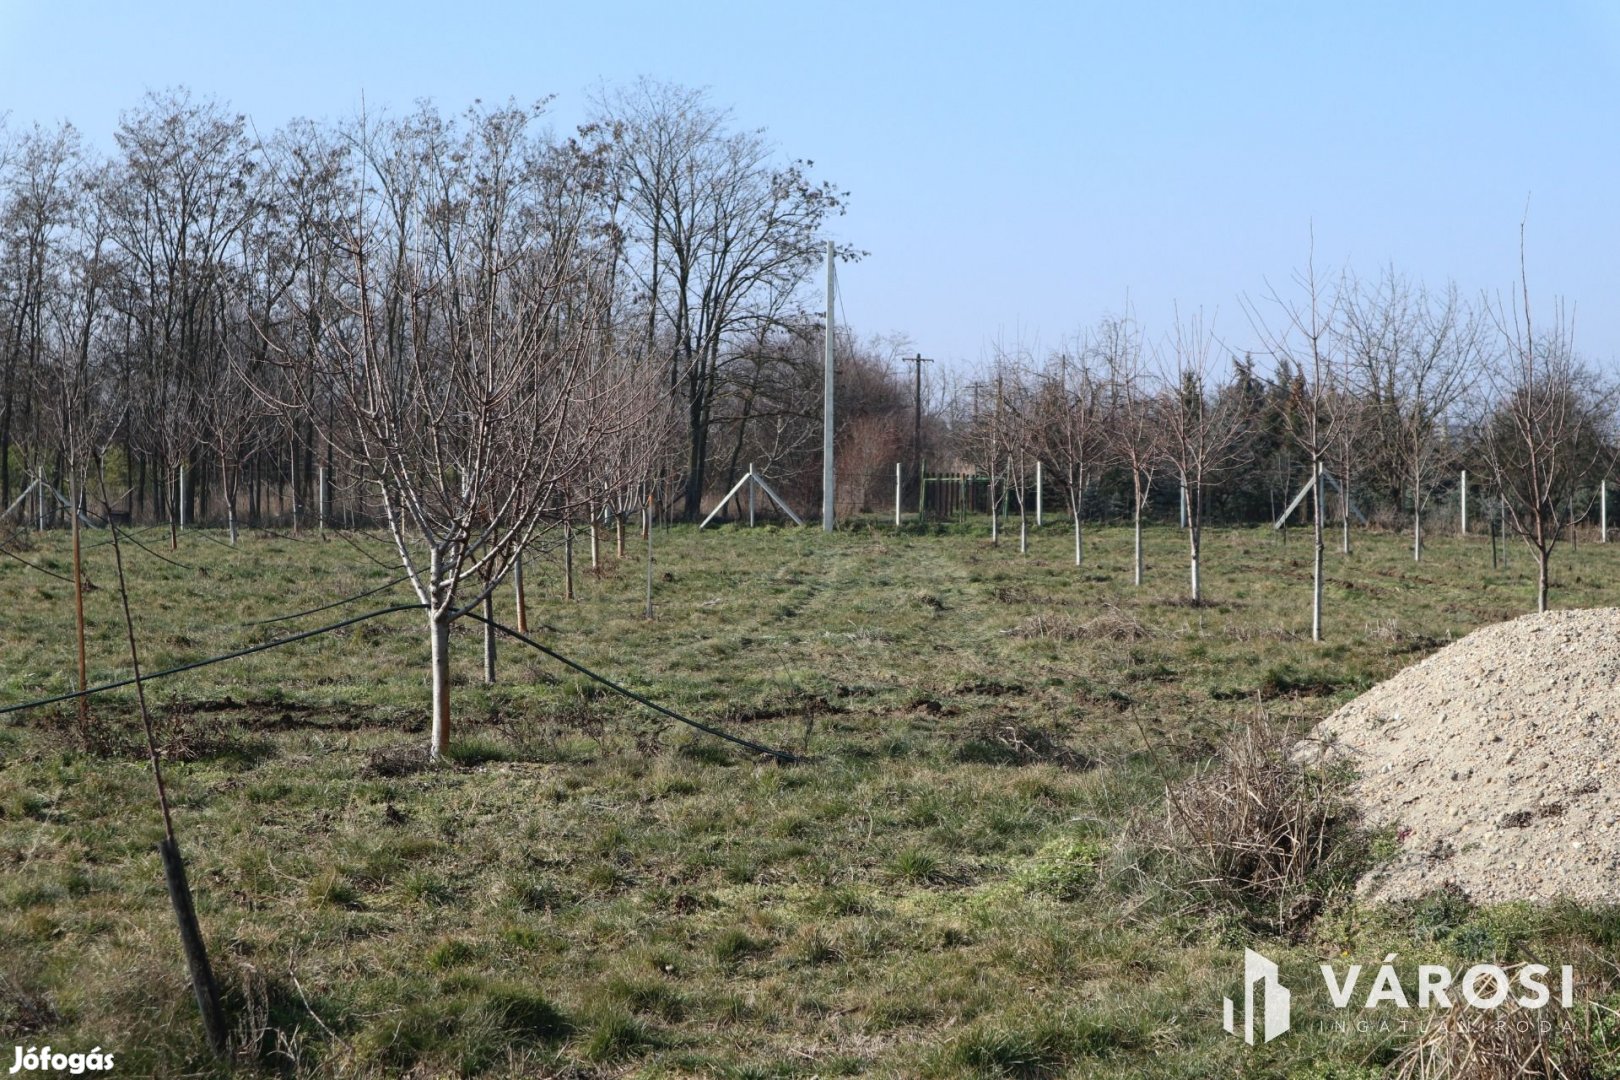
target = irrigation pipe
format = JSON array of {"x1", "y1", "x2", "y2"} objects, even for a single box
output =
[
  {"x1": 466, "y1": 612, "x2": 799, "y2": 763},
  {"x1": 0, "y1": 604, "x2": 424, "y2": 717},
  {"x1": 0, "y1": 541, "x2": 80, "y2": 584},
  {"x1": 242, "y1": 574, "x2": 414, "y2": 626},
  {"x1": 331, "y1": 527, "x2": 399, "y2": 570},
  {"x1": 0, "y1": 601, "x2": 800, "y2": 763},
  {"x1": 113, "y1": 527, "x2": 195, "y2": 571}
]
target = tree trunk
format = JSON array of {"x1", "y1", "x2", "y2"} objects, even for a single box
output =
[
  {"x1": 482, "y1": 591, "x2": 496, "y2": 685},
  {"x1": 616, "y1": 514, "x2": 626, "y2": 559},
  {"x1": 1132, "y1": 472, "x2": 1145, "y2": 587},
  {"x1": 1188, "y1": 481, "x2": 1202, "y2": 602},
  {"x1": 1412, "y1": 484, "x2": 1422, "y2": 563},
  {"x1": 644, "y1": 497, "x2": 655, "y2": 620},
  {"x1": 428, "y1": 612, "x2": 451, "y2": 760},
  {"x1": 1312, "y1": 461, "x2": 1325, "y2": 642},
  {"x1": 513, "y1": 552, "x2": 528, "y2": 633},
  {"x1": 1537, "y1": 547, "x2": 1549, "y2": 613},
  {"x1": 1341, "y1": 473, "x2": 1350, "y2": 555},
  {"x1": 564, "y1": 520, "x2": 575, "y2": 600}
]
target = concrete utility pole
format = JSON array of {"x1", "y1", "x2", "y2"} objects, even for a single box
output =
[
  {"x1": 822, "y1": 240, "x2": 835, "y2": 533},
  {"x1": 904, "y1": 352, "x2": 933, "y2": 495}
]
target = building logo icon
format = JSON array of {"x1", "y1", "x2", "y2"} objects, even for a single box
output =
[{"x1": 1224, "y1": 948, "x2": 1292, "y2": 1044}]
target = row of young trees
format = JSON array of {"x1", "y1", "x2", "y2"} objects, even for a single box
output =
[
  {"x1": 0, "y1": 84, "x2": 880, "y2": 756},
  {"x1": 949, "y1": 248, "x2": 1615, "y2": 624}
]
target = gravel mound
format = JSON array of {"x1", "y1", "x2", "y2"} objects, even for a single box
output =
[{"x1": 1305, "y1": 608, "x2": 1620, "y2": 904}]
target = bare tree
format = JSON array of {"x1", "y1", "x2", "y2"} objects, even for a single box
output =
[
  {"x1": 266, "y1": 103, "x2": 631, "y2": 759},
  {"x1": 1157, "y1": 310, "x2": 1246, "y2": 601},
  {"x1": 1036, "y1": 333, "x2": 1110, "y2": 567},
  {"x1": 1245, "y1": 243, "x2": 1342, "y2": 641},
  {"x1": 595, "y1": 81, "x2": 852, "y2": 520},
  {"x1": 1343, "y1": 270, "x2": 1483, "y2": 561},
  {"x1": 1477, "y1": 233, "x2": 1617, "y2": 612},
  {"x1": 1100, "y1": 314, "x2": 1158, "y2": 586}
]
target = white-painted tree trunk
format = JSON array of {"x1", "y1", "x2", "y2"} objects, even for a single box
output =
[
  {"x1": 644, "y1": 499, "x2": 655, "y2": 620},
  {"x1": 429, "y1": 613, "x2": 451, "y2": 760},
  {"x1": 1133, "y1": 505, "x2": 1144, "y2": 587},
  {"x1": 1340, "y1": 475, "x2": 1350, "y2": 555},
  {"x1": 989, "y1": 473, "x2": 999, "y2": 547},
  {"x1": 1412, "y1": 476, "x2": 1423, "y2": 562},
  {"x1": 482, "y1": 592, "x2": 496, "y2": 685},
  {"x1": 564, "y1": 520, "x2": 575, "y2": 600},
  {"x1": 1312, "y1": 461, "x2": 1325, "y2": 642},
  {"x1": 513, "y1": 552, "x2": 528, "y2": 633},
  {"x1": 1187, "y1": 478, "x2": 1202, "y2": 602}
]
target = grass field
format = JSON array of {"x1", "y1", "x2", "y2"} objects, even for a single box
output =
[{"x1": 2, "y1": 517, "x2": 1618, "y2": 1077}]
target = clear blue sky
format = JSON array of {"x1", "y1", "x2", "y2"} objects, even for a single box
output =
[{"x1": 2, "y1": 0, "x2": 1615, "y2": 369}]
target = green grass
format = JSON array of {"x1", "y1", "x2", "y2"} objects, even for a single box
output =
[{"x1": 1, "y1": 518, "x2": 1618, "y2": 1076}]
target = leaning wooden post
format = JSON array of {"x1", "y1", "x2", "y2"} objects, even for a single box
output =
[{"x1": 101, "y1": 494, "x2": 228, "y2": 1059}]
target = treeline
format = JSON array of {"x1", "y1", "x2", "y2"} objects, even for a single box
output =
[{"x1": 0, "y1": 82, "x2": 917, "y2": 534}]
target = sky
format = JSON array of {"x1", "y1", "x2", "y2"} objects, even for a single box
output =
[{"x1": 1, "y1": 1, "x2": 1616, "y2": 371}]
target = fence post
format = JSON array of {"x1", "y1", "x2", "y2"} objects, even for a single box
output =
[
  {"x1": 748, "y1": 464, "x2": 756, "y2": 528},
  {"x1": 1035, "y1": 460, "x2": 1043, "y2": 527},
  {"x1": 895, "y1": 463, "x2": 902, "y2": 527},
  {"x1": 1460, "y1": 469, "x2": 1467, "y2": 536}
]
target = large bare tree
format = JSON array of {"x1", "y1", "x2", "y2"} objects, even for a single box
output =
[
  {"x1": 595, "y1": 80, "x2": 852, "y2": 520},
  {"x1": 266, "y1": 103, "x2": 632, "y2": 758}
]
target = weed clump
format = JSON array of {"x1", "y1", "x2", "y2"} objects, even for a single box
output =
[
  {"x1": 1386, "y1": 993, "x2": 1615, "y2": 1080},
  {"x1": 1144, "y1": 715, "x2": 1367, "y2": 932}
]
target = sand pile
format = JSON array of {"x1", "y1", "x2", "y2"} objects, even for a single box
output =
[{"x1": 1305, "y1": 608, "x2": 1620, "y2": 904}]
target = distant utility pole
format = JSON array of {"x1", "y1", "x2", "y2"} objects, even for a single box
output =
[
  {"x1": 904, "y1": 352, "x2": 933, "y2": 489},
  {"x1": 822, "y1": 240, "x2": 836, "y2": 533}
]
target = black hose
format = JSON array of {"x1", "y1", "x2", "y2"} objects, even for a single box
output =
[
  {"x1": 242, "y1": 574, "x2": 414, "y2": 626},
  {"x1": 0, "y1": 604, "x2": 424, "y2": 717},
  {"x1": 467, "y1": 612, "x2": 799, "y2": 763}
]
